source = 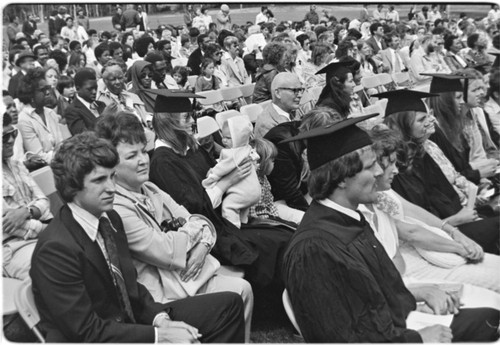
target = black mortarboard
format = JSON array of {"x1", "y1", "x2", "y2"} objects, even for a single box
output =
[
  {"x1": 143, "y1": 89, "x2": 205, "y2": 113},
  {"x1": 422, "y1": 73, "x2": 470, "y2": 94},
  {"x1": 316, "y1": 61, "x2": 353, "y2": 83},
  {"x1": 373, "y1": 90, "x2": 439, "y2": 117},
  {"x1": 281, "y1": 113, "x2": 378, "y2": 170},
  {"x1": 489, "y1": 52, "x2": 500, "y2": 68}
]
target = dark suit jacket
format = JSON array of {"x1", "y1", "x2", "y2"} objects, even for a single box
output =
[
  {"x1": 30, "y1": 206, "x2": 165, "y2": 342},
  {"x1": 264, "y1": 121, "x2": 309, "y2": 211},
  {"x1": 8, "y1": 71, "x2": 25, "y2": 100},
  {"x1": 365, "y1": 36, "x2": 386, "y2": 55},
  {"x1": 187, "y1": 48, "x2": 203, "y2": 76},
  {"x1": 63, "y1": 98, "x2": 106, "y2": 135}
]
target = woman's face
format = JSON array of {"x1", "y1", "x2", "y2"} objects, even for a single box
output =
[
  {"x1": 112, "y1": 47, "x2": 123, "y2": 61},
  {"x1": 178, "y1": 112, "x2": 194, "y2": 135},
  {"x1": 139, "y1": 66, "x2": 153, "y2": 89},
  {"x1": 115, "y1": 141, "x2": 150, "y2": 192},
  {"x1": 411, "y1": 111, "x2": 435, "y2": 141},
  {"x1": 361, "y1": 43, "x2": 372, "y2": 56},
  {"x1": 454, "y1": 91, "x2": 464, "y2": 109},
  {"x1": 343, "y1": 73, "x2": 356, "y2": 95},
  {"x1": 126, "y1": 35, "x2": 134, "y2": 47},
  {"x1": 376, "y1": 152, "x2": 399, "y2": 191},
  {"x1": 45, "y1": 68, "x2": 59, "y2": 87},
  {"x1": 33, "y1": 79, "x2": 51, "y2": 107}
]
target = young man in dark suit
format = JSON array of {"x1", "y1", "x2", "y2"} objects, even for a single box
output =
[
  {"x1": 64, "y1": 68, "x2": 106, "y2": 135},
  {"x1": 30, "y1": 132, "x2": 245, "y2": 343}
]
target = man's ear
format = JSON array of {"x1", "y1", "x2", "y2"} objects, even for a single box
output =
[{"x1": 338, "y1": 180, "x2": 347, "y2": 189}]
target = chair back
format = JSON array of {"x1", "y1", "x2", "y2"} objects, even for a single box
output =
[
  {"x1": 240, "y1": 103, "x2": 263, "y2": 123},
  {"x1": 238, "y1": 83, "x2": 256, "y2": 105},
  {"x1": 195, "y1": 116, "x2": 220, "y2": 139},
  {"x1": 282, "y1": 289, "x2": 302, "y2": 336},
  {"x1": 219, "y1": 87, "x2": 244, "y2": 104},
  {"x1": 3, "y1": 277, "x2": 23, "y2": 315},
  {"x1": 30, "y1": 166, "x2": 64, "y2": 216},
  {"x1": 187, "y1": 75, "x2": 198, "y2": 87},
  {"x1": 197, "y1": 90, "x2": 225, "y2": 108},
  {"x1": 14, "y1": 279, "x2": 45, "y2": 342},
  {"x1": 171, "y1": 58, "x2": 188, "y2": 68},
  {"x1": 215, "y1": 110, "x2": 242, "y2": 129}
]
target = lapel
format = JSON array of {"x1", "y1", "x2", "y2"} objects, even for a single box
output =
[
  {"x1": 26, "y1": 107, "x2": 52, "y2": 133},
  {"x1": 73, "y1": 98, "x2": 99, "y2": 121},
  {"x1": 224, "y1": 55, "x2": 243, "y2": 83},
  {"x1": 60, "y1": 205, "x2": 115, "y2": 287}
]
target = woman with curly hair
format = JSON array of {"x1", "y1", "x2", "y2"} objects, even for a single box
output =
[
  {"x1": 17, "y1": 67, "x2": 69, "y2": 163},
  {"x1": 252, "y1": 41, "x2": 288, "y2": 103}
]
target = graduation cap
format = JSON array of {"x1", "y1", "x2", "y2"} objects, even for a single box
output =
[
  {"x1": 281, "y1": 113, "x2": 378, "y2": 170},
  {"x1": 421, "y1": 73, "x2": 470, "y2": 93},
  {"x1": 142, "y1": 89, "x2": 205, "y2": 113},
  {"x1": 372, "y1": 89, "x2": 439, "y2": 117},
  {"x1": 316, "y1": 61, "x2": 353, "y2": 83},
  {"x1": 489, "y1": 52, "x2": 500, "y2": 68}
]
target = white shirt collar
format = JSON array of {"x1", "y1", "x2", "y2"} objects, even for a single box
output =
[
  {"x1": 76, "y1": 95, "x2": 93, "y2": 110},
  {"x1": 67, "y1": 202, "x2": 108, "y2": 242},
  {"x1": 271, "y1": 103, "x2": 291, "y2": 120},
  {"x1": 318, "y1": 198, "x2": 361, "y2": 221}
]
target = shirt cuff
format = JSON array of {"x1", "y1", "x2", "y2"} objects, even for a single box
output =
[
  {"x1": 153, "y1": 311, "x2": 171, "y2": 344},
  {"x1": 205, "y1": 185, "x2": 223, "y2": 209}
]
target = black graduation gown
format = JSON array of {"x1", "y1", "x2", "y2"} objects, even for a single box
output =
[
  {"x1": 429, "y1": 126, "x2": 480, "y2": 185},
  {"x1": 283, "y1": 201, "x2": 422, "y2": 343},
  {"x1": 392, "y1": 151, "x2": 499, "y2": 254},
  {"x1": 150, "y1": 146, "x2": 293, "y2": 288},
  {"x1": 283, "y1": 202, "x2": 500, "y2": 343}
]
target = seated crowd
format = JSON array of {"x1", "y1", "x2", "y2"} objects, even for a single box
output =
[{"x1": 3, "y1": 2, "x2": 500, "y2": 343}]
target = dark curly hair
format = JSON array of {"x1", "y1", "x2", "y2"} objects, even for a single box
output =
[
  {"x1": 18, "y1": 67, "x2": 45, "y2": 105},
  {"x1": 50, "y1": 132, "x2": 119, "y2": 202}
]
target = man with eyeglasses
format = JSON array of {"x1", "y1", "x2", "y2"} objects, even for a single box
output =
[
  {"x1": 254, "y1": 72, "x2": 304, "y2": 138},
  {"x1": 2, "y1": 112, "x2": 52, "y2": 280}
]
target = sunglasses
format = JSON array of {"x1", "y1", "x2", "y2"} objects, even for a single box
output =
[{"x1": 3, "y1": 128, "x2": 18, "y2": 144}]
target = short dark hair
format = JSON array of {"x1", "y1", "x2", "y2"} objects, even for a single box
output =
[
  {"x1": 296, "y1": 34, "x2": 310, "y2": 49},
  {"x1": 69, "y1": 40, "x2": 81, "y2": 51},
  {"x1": 49, "y1": 49, "x2": 68, "y2": 72},
  {"x1": 95, "y1": 111, "x2": 147, "y2": 147},
  {"x1": 18, "y1": 67, "x2": 45, "y2": 105},
  {"x1": 135, "y1": 36, "x2": 155, "y2": 57},
  {"x1": 33, "y1": 45, "x2": 48, "y2": 57},
  {"x1": 370, "y1": 22, "x2": 383, "y2": 35},
  {"x1": 308, "y1": 148, "x2": 365, "y2": 200},
  {"x1": 108, "y1": 41, "x2": 123, "y2": 56},
  {"x1": 94, "y1": 43, "x2": 110, "y2": 60},
  {"x1": 466, "y1": 33, "x2": 479, "y2": 49},
  {"x1": 56, "y1": 75, "x2": 75, "y2": 94},
  {"x1": 156, "y1": 40, "x2": 171, "y2": 52},
  {"x1": 50, "y1": 132, "x2": 119, "y2": 202},
  {"x1": 443, "y1": 34, "x2": 458, "y2": 51},
  {"x1": 197, "y1": 33, "x2": 209, "y2": 46}
]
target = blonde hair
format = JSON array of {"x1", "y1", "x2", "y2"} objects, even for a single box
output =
[{"x1": 252, "y1": 138, "x2": 277, "y2": 176}]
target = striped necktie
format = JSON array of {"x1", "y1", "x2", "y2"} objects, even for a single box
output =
[{"x1": 98, "y1": 217, "x2": 136, "y2": 323}]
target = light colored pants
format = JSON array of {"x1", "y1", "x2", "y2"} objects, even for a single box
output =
[
  {"x1": 3, "y1": 239, "x2": 37, "y2": 280},
  {"x1": 198, "y1": 274, "x2": 254, "y2": 343}
]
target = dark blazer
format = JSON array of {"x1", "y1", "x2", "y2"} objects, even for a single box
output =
[
  {"x1": 63, "y1": 97, "x2": 106, "y2": 135},
  {"x1": 365, "y1": 36, "x2": 386, "y2": 55},
  {"x1": 30, "y1": 206, "x2": 164, "y2": 342},
  {"x1": 264, "y1": 121, "x2": 309, "y2": 211},
  {"x1": 187, "y1": 48, "x2": 203, "y2": 76}
]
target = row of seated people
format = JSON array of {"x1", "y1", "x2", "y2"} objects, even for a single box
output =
[{"x1": 3, "y1": 74, "x2": 500, "y2": 342}]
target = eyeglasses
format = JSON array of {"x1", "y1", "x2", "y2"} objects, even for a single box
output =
[
  {"x1": 3, "y1": 128, "x2": 18, "y2": 144},
  {"x1": 278, "y1": 87, "x2": 305, "y2": 95}
]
